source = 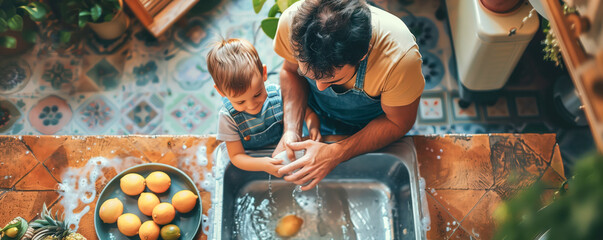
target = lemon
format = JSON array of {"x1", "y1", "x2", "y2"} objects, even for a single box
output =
[
  {"x1": 120, "y1": 173, "x2": 146, "y2": 196},
  {"x1": 117, "y1": 213, "x2": 141, "y2": 237},
  {"x1": 160, "y1": 224, "x2": 181, "y2": 240},
  {"x1": 152, "y1": 203, "x2": 175, "y2": 225},
  {"x1": 146, "y1": 171, "x2": 171, "y2": 193},
  {"x1": 139, "y1": 220, "x2": 160, "y2": 240},
  {"x1": 99, "y1": 198, "x2": 124, "y2": 224},
  {"x1": 172, "y1": 190, "x2": 198, "y2": 213},
  {"x1": 138, "y1": 192, "x2": 160, "y2": 216},
  {"x1": 5, "y1": 227, "x2": 18, "y2": 238},
  {"x1": 275, "y1": 214, "x2": 303, "y2": 237}
]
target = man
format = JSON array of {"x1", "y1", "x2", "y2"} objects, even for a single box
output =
[{"x1": 273, "y1": 0, "x2": 425, "y2": 190}]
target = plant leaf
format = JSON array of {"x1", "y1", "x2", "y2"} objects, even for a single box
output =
[
  {"x1": 267, "y1": 3, "x2": 280, "y2": 18},
  {"x1": 253, "y1": 0, "x2": 267, "y2": 14},
  {"x1": 23, "y1": 29, "x2": 36, "y2": 43},
  {"x1": 1, "y1": 35, "x2": 17, "y2": 48},
  {"x1": 8, "y1": 14, "x2": 23, "y2": 31},
  {"x1": 276, "y1": 0, "x2": 289, "y2": 13},
  {"x1": 0, "y1": 9, "x2": 6, "y2": 20},
  {"x1": 91, "y1": 4, "x2": 102, "y2": 22},
  {"x1": 79, "y1": 11, "x2": 91, "y2": 17},
  {"x1": 0, "y1": 18, "x2": 7, "y2": 32},
  {"x1": 104, "y1": 13, "x2": 114, "y2": 22},
  {"x1": 19, "y1": 2, "x2": 49, "y2": 21},
  {"x1": 59, "y1": 30, "x2": 71, "y2": 44},
  {"x1": 78, "y1": 16, "x2": 87, "y2": 28},
  {"x1": 261, "y1": 17, "x2": 279, "y2": 39}
]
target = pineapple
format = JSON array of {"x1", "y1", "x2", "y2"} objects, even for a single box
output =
[{"x1": 29, "y1": 204, "x2": 86, "y2": 240}]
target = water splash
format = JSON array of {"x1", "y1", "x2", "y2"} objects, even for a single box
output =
[
  {"x1": 174, "y1": 141, "x2": 216, "y2": 240},
  {"x1": 57, "y1": 157, "x2": 130, "y2": 231}
]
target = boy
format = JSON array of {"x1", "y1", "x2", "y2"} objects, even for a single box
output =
[{"x1": 207, "y1": 38, "x2": 320, "y2": 177}]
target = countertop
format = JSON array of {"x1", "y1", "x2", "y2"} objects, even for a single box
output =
[{"x1": 0, "y1": 134, "x2": 564, "y2": 240}]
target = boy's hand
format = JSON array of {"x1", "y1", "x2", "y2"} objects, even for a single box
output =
[
  {"x1": 263, "y1": 157, "x2": 285, "y2": 178},
  {"x1": 273, "y1": 130, "x2": 302, "y2": 161},
  {"x1": 305, "y1": 109, "x2": 321, "y2": 142}
]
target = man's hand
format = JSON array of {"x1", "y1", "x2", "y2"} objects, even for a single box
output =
[
  {"x1": 272, "y1": 130, "x2": 302, "y2": 161},
  {"x1": 277, "y1": 140, "x2": 345, "y2": 191}
]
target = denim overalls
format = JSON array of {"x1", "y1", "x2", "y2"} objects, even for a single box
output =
[
  {"x1": 306, "y1": 53, "x2": 384, "y2": 135},
  {"x1": 222, "y1": 84, "x2": 283, "y2": 149}
]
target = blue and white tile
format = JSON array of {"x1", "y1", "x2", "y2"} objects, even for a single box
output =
[
  {"x1": 71, "y1": 92, "x2": 121, "y2": 134},
  {"x1": 166, "y1": 51, "x2": 213, "y2": 92},
  {"x1": 163, "y1": 90, "x2": 219, "y2": 134},
  {"x1": 420, "y1": 51, "x2": 446, "y2": 91},
  {"x1": 121, "y1": 92, "x2": 165, "y2": 134},
  {"x1": 82, "y1": 56, "x2": 124, "y2": 92},
  {"x1": 122, "y1": 56, "x2": 167, "y2": 92},
  {"x1": 30, "y1": 57, "x2": 81, "y2": 94}
]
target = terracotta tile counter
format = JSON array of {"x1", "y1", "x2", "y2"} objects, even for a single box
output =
[{"x1": 0, "y1": 134, "x2": 563, "y2": 240}]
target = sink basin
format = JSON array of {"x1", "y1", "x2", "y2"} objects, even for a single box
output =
[{"x1": 212, "y1": 137, "x2": 426, "y2": 239}]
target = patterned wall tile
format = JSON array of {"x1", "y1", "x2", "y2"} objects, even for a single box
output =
[
  {"x1": 73, "y1": 94, "x2": 121, "y2": 134},
  {"x1": 173, "y1": 16, "x2": 215, "y2": 53},
  {"x1": 164, "y1": 91, "x2": 218, "y2": 134},
  {"x1": 121, "y1": 92, "x2": 165, "y2": 134},
  {"x1": 449, "y1": 92, "x2": 482, "y2": 122},
  {"x1": 28, "y1": 95, "x2": 73, "y2": 135},
  {"x1": 123, "y1": 57, "x2": 167, "y2": 92},
  {"x1": 33, "y1": 58, "x2": 80, "y2": 94},
  {"x1": 484, "y1": 97, "x2": 512, "y2": 120},
  {"x1": 0, "y1": 99, "x2": 21, "y2": 134},
  {"x1": 418, "y1": 91, "x2": 448, "y2": 124},
  {"x1": 167, "y1": 52, "x2": 212, "y2": 91}
]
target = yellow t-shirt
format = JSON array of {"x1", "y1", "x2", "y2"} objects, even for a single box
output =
[{"x1": 274, "y1": 1, "x2": 425, "y2": 107}]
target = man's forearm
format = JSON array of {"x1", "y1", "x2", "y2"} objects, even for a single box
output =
[
  {"x1": 333, "y1": 115, "x2": 413, "y2": 161},
  {"x1": 280, "y1": 68, "x2": 308, "y2": 134}
]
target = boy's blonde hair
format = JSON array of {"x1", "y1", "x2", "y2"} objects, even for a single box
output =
[{"x1": 206, "y1": 38, "x2": 264, "y2": 97}]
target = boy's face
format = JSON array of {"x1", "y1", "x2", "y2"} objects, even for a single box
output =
[{"x1": 219, "y1": 66, "x2": 268, "y2": 115}]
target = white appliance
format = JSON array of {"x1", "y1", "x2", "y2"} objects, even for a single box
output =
[{"x1": 447, "y1": 0, "x2": 539, "y2": 102}]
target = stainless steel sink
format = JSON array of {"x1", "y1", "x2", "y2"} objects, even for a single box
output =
[{"x1": 212, "y1": 137, "x2": 426, "y2": 239}]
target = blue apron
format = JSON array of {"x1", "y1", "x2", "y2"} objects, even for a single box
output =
[
  {"x1": 306, "y1": 54, "x2": 384, "y2": 135},
  {"x1": 223, "y1": 84, "x2": 283, "y2": 149}
]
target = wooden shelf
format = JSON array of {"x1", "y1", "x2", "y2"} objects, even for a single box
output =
[
  {"x1": 543, "y1": 0, "x2": 603, "y2": 152},
  {"x1": 125, "y1": 0, "x2": 199, "y2": 37}
]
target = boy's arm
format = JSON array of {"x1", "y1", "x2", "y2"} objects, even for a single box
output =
[
  {"x1": 225, "y1": 140, "x2": 284, "y2": 177},
  {"x1": 304, "y1": 107, "x2": 321, "y2": 141}
]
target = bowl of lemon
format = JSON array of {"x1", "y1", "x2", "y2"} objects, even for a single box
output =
[{"x1": 94, "y1": 163, "x2": 202, "y2": 240}]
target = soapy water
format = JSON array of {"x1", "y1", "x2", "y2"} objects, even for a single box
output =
[
  {"x1": 233, "y1": 181, "x2": 395, "y2": 240},
  {"x1": 172, "y1": 140, "x2": 218, "y2": 240},
  {"x1": 58, "y1": 156, "x2": 137, "y2": 231}
]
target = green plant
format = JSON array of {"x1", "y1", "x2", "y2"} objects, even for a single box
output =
[
  {"x1": 541, "y1": 3, "x2": 576, "y2": 68},
  {"x1": 493, "y1": 152, "x2": 603, "y2": 240},
  {"x1": 252, "y1": 0, "x2": 299, "y2": 39},
  {"x1": 49, "y1": 0, "x2": 121, "y2": 43},
  {"x1": 0, "y1": 0, "x2": 49, "y2": 49}
]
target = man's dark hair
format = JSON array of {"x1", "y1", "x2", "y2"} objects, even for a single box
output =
[{"x1": 291, "y1": 0, "x2": 372, "y2": 80}]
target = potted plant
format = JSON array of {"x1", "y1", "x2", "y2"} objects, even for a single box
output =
[
  {"x1": 49, "y1": 0, "x2": 129, "y2": 41},
  {"x1": 252, "y1": 0, "x2": 300, "y2": 39},
  {"x1": 0, "y1": 0, "x2": 49, "y2": 55},
  {"x1": 493, "y1": 152, "x2": 603, "y2": 240}
]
